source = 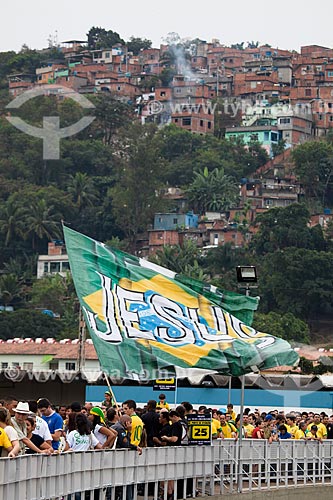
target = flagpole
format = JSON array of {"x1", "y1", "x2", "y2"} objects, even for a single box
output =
[
  {"x1": 174, "y1": 377, "x2": 178, "y2": 408},
  {"x1": 228, "y1": 376, "x2": 232, "y2": 405},
  {"x1": 104, "y1": 372, "x2": 120, "y2": 411}
]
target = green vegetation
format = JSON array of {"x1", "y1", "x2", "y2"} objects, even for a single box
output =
[{"x1": 0, "y1": 46, "x2": 333, "y2": 359}]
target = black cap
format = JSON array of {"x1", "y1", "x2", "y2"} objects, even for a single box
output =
[{"x1": 70, "y1": 401, "x2": 82, "y2": 412}]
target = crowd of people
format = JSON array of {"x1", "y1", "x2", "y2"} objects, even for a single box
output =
[{"x1": 0, "y1": 392, "x2": 332, "y2": 460}]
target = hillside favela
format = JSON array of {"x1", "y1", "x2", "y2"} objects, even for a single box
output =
[{"x1": 1, "y1": 27, "x2": 333, "y2": 499}]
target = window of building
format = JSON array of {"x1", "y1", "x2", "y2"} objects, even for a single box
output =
[
  {"x1": 330, "y1": 115, "x2": 333, "y2": 122},
  {"x1": 160, "y1": 91, "x2": 166, "y2": 97},
  {"x1": 318, "y1": 114, "x2": 323, "y2": 120},
  {"x1": 328, "y1": 71, "x2": 333, "y2": 78},
  {"x1": 49, "y1": 361, "x2": 59, "y2": 370},
  {"x1": 250, "y1": 133, "x2": 259, "y2": 141},
  {"x1": 50, "y1": 262, "x2": 61, "y2": 273},
  {"x1": 264, "y1": 131, "x2": 269, "y2": 141},
  {"x1": 65, "y1": 362, "x2": 76, "y2": 371},
  {"x1": 174, "y1": 118, "x2": 178, "y2": 122},
  {"x1": 305, "y1": 88, "x2": 312, "y2": 96},
  {"x1": 175, "y1": 88, "x2": 182, "y2": 93},
  {"x1": 105, "y1": 52, "x2": 110, "y2": 58},
  {"x1": 280, "y1": 118, "x2": 291, "y2": 124},
  {"x1": 200, "y1": 119, "x2": 204, "y2": 127},
  {"x1": 271, "y1": 132, "x2": 278, "y2": 142},
  {"x1": 329, "y1": 103, "x2": 333, "y2": 109},
  {"x1": 12, "y1": 362, "x2": 20, "y2": 368},
  {"x1": 61, "y1": 262, "x2": 70, "y2": 272},
  {"x1": 173, "y1": 218, "x2": 178, "y2": 224},
  {"x1": 44, "y1": 262, "x2": 49, "y2": 273},
  {"x1": 157, "y1": 232, "x2": 163, "y2": 240},
  {"x1": 182, "y1": 117, "x2": 191, "y2": 126},
  {"x1": 1, "y1": 362, "x2": 8, "y2": 369},
  {"x1": 117, "y1": 86, "x2": 121, "y2": 91},
  {"x1": 208, "y1": 121, "x2": 211, "y2": 129},
  {"x1": 23, "y1": 362, "x2": 33, "y2": 370}
]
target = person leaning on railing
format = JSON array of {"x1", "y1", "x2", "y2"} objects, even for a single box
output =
[
  {"x1": 294, "y1": 421, "x2": 309, "y2": 440},
  {"x1": 0, "y1": 408, "x2": 19, "y2": 457}
]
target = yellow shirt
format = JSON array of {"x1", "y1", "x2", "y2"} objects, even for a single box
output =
[
  {"x1": 130, "y1": 414, "x2": 143, "y2": 446},
  {"x1": 221, "y1": 422, "x2": 237, "y2": 438},
  {"x1": 295, "y1": 429, "x2": 308, "y2": 440},
  {"x1": 0, "y1": 428, "x2": 11, "y2": 451},
  {"x1": 285, "y1": 424, "x2": 298, "y2": 438},
  {"x1": 243, "y1": 423, "x2": 254, "y2": 437},
  {"x1": 227, "y1": 411, "x2": 237, "y2": 421},
  {"x1": 211, "y1": 418, "x2": 222, "y2": 437},
  {"x1": 156, "y1": 401, "x2": 170, "y2": 410},
  {"x1": 307, "y1": 423, "x2": 327, "y2": 439}
]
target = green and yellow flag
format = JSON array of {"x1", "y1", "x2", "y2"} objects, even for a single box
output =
[{"x1": 63, "y1": 226, "x2": 299, "y2": 379}]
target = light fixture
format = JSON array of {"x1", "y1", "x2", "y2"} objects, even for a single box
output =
[{"x1": 236, "y1": 266, "x2": 257, "y2": 283}]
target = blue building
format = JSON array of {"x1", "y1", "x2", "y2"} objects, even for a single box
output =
[{"x1": 154, "y1": 212, "x2": 199, "y2": 231}]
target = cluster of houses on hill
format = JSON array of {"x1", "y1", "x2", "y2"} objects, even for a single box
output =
[
  {"x1": 6, "y1": 38, "x2": 333, "y2": 265},
  {"x1": 8, "y1": 40, "x2": 333, "y2": 145}
]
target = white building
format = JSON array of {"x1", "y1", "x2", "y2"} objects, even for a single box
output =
[{"x1": 37, "y1": 241, "x2": 70, "y2": 279}]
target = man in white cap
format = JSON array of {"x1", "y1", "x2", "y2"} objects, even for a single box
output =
[{"x1": 12, "y1": 402, "x2": 52, "y2": 455}]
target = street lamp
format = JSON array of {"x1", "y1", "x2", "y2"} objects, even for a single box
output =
[
  {"x1": 235, "y1": 265, "x2": 257, "y2": 492},
  {"x1": 236, "y1": 265, "x2": 257, "y2": 296}
]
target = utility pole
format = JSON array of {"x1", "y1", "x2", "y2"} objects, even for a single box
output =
[{"x1": 78, "y1": 307, "x2": 86, "y2": 373}]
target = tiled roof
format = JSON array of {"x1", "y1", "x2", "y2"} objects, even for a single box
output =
[{"x1": 0, "y1": 341, "x2": 98, "y2": 360}]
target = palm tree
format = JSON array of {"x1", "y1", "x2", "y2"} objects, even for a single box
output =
[
  {"x1": 150, "y1": 240, "x2": 200, "y2": 274},
  {"x1": 0, "y1": 199, "x2": 25, "y2": 246},
  {"x1": 22, "y1": 199, "x2": 62, "y2": 250},
  {"x1": 186, "y1": 167, "x2": 239, "y2": 214},
  {"x1": 67, "y1": 172, "x2": 97, "y2": 212},
  {"x1": 0, "y1": 274, "x2": 22, "y2": 306}
]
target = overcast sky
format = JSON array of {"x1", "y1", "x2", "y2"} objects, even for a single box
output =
[{"x1": 1, "y1": 0, "x2": 332, "y2": 53}]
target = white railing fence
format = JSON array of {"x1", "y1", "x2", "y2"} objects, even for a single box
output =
[{"x1": 1, "y1": 440, "x2": 333, "y2": 500}]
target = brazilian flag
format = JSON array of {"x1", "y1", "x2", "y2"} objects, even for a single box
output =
[{"x1": 63, "y1": 226, "x2": 299, "y2": 379}]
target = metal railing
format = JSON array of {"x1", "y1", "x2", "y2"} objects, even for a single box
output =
[{"x1": 1, "y1": 440, "x2": 333, "y2": 500}]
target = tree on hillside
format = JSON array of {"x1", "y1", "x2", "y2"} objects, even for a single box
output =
[
  {"x1": 91, "y1": 94, "x2": 133, "y2": 145},
  {"x1": 0, "y1": 310, "x2": 63, "y2": 339},
  {"x1": 30, "y1": 273, "x2": 76, "y2": 317},
  {"x1": 126, "y1": 37, "x2": 152, "y2": 55},
  {"x1": 231, "y1": 42, "x2": 245, "y2": 50},
  {"x1": 67, "y1": 172, "x2": 97, "y2": 212},
  {"x1": 292, "y1": 140, "x2": 333, "y2": 209},
  {"x1": 258, "y1": 248, "x2": 333, "y2": 319},
  {"x1": 186, "y1": 167, "x2": 239, "y2": 214},
  {"x1": 252, "y1": 311, "x2": 310, "y2": 344},
  {"x1": 108, "y1": 124, "x2": 167, "y2": 250},
  {"x1": 0, "y1": 274, "x2": 23, "y2": 307},
  {"x1": 22, "y1": 199, "x2": 62, "y2": 250},
  {"x1": 0, "y1": 199, "x2": 25, "y2": 246},
  {"x1": 251, "y1": 204, "x2": 327, "y2": 255},
  {"x1": 87, "y1": 27, "x2": 124, "y2": 50},
  {"x1": 150, "y1": 239, "x2": 200, "y2": 273}
]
